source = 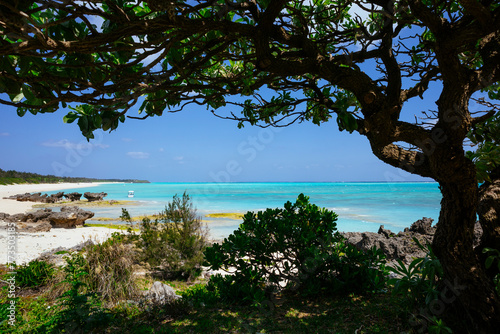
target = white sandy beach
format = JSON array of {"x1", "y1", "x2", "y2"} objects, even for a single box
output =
[
  {"x1": 0, "y1": 182, "x2": 104, "y2": 214},
  {"x1": 0, "y1": 183, "x2": 116, "y2": 264}
]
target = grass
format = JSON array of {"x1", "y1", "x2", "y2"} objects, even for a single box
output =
[
  {"x1": 164, "y1": 292, "x2": 408, "y2": 333},
  {"x1": 0, "y1": 242, "x2": 413, "y2": 334},
  {"x1": 85, "y1": 223, "x2": 140, "y2": 231},
  {"x1": 205, "y1": 212, "x2": 244, "y2": 220},
  {"x1": 1, "y1": 279, "x2": 410, "y2": 333}
]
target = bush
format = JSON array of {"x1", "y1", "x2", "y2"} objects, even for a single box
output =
[
  {"x1": 388, "y1": 239, "x2": 443, "y2": 307},
  {"x1": 84, "y1": 232, "x2": 138, "y2": 304},
  {"x1": 11, "y1": 260, "x2": 54, "y2": 288},
  {"x1": 388, "y1": 239, "x2": 452, "y2": 333},
  {"x1": 204, "y1": 194, "x2": 387, "y2": 304},
  {"x1": 137, "y1": 192, "x2": 209, "y2": 279},
  {"x1": 483, "y1": 247, "x2": 500, "y2": 294}
]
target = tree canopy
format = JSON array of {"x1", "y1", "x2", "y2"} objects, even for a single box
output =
[
  {"x1": 1, "y1": 0, "x2": 500, "y2": 331},
  {"x1": 1, "y1": 1, "x2": 497, "y2": 150}
]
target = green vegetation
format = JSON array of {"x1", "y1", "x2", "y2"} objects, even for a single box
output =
[
  {"x1": 83, "y1": 235, "x2": 139, "y2": 304},
  {"x1": 0, "y1": 195, "x2": 463, "y2": 333},
  {"x1": 388, "y1": 240, "x2": 451, "y2": 332},
  {"x1": 2, "y1": 1, "x2": 500, "y2": 330},
  {"x1": 85, "y1": 223, "x2": 140, "y2": 231},
  {"x1": 205, "y1": 194, "x2": 386, "y2": 305},
  {"x1": 483, "y1": 247, "x2": 500, "y2": 294},
  {"x1": 8, "y1": 260, "x2": 54, "y2": 289},
  {"x1": 205, "y1": 212, "x2": 244, "y2": 220},
  {"x1": 467, "y1": 112, "x2": 500, "y2": 182},
  {"x1": 126, "y1": 193, "x2": 209, "y2": 280},
  {"x1": 0, "y1": 168, "x2": 149, "y2": 185}
]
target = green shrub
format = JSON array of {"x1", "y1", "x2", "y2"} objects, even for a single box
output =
[
  {"x1": 388, "y1": 239, "x2": 443, "y2": 307},
  {"x1": 483, "y1": 247, "x2": 500, "y2": 294},
  {"x1": 34, "y1": 252, "x2": 109, "y2": 333},
  {"x1": 180, "y1": 283, "x2": 220, "y2": 307},
  {"x1": 137, "y1": 192, "x2": 209, "y2": 280},
  {"x1": 11, "y1": 260, "x2": 54, "y2": 288},
  {"x1": 84, "y1": 232, "x2": 138, "y2": 304},
  {"x1": 204, "y1": 194, "x2": 387, "y2": 304},
  {"x1": 388, "y1": 239, "x2": 452, "y2": 333}
]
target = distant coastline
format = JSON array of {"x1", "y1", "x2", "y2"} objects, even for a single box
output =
[{"x1": 0, "y1": 168, "x2": 149, "y2": 185}]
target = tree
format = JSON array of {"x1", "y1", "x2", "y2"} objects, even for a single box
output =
[{"x1": 0, "y1": 0, "x2": 499, "y2": 330}]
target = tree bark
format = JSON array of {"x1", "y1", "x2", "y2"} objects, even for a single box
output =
[
  {"x1": 478, "y1": 168, "x2": 500, "y2": 252},
  {"x1": 433, "y1": 169, "x2": 500, "y2": 332},
  {"x1": 477, "y1": 171, "x2": 500, "y2": 280}
]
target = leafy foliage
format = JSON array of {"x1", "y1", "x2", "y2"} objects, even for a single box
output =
[
  {"x1": 483, "y1": 247, "x2": 500, "y2": 294},
  {"x1": 388, "y1": 239, "x2": 443, "y2": 307},
  {"x1": 388, "y1": 239, "x2": 451, "y2": 333},
  {"x1": 467, "y1": 112, "x2": 500, "y2": 182},
  {"x1": 135, "y1": 192, "x2": 209, "y2": 279},
  {"x1": 0, "y1": 167, "x2": 149, "y2": 185},
  {"x1": 204, "y1": 194, "x2": 387, "y2": 304},
  {"x1": 9, "y1": 260, "x2": 54, "y2": 289},
  {"x1": 34, "y1": 252, "x2": 110, "y2": 333}
]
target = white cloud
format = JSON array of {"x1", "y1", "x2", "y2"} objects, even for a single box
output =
[
  {"x1": 0, "y1": 132, "x2": 10, "y2": 136},
  {"x1": 173, "y1": 156, "x2": 185, "y2": 164},
  {"x1": 159, "y1": 148, "x2": 165, "y2": 152},
  {"x1": 42, "y1": 139, "x2": 109, "y2": 150},
  {"x1": 127, "y1": 151, "x2": 150, "y2": 159}
]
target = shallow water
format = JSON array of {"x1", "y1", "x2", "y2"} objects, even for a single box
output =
[{"x1": 47, "y1": 182, "x2": 441, "y2": 239}]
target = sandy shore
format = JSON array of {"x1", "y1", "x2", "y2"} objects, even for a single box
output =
[
  {"x1": 0, "y1": 182, "x2": 106, "y2": 214},
  {"x1": 0, "y1": 183, "x2": 117, "y2": 264},
  {"x1": 1, "y1": 227, "x2": 114, "y2": 264}
]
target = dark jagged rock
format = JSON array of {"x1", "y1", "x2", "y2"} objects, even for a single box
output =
[
  {"x1": 48, "y1": 206, "x2": 94, "y2": 228},
  {"x1": 83, "y1": 192, "x2": 107, "y2": 202},
  {"x1": 4, "y1": 192, "x2": 65, "y2": 203},
  {"x1": 25, "y1": 208, "x2": 53, "y2": 222},
  {"x1": 64, "y1": 192, "x2": 82, "y2": 201},
  {"x1": 0, "y1": 207, "x2": 94, "y2": 230},
  {"x1": 49, "y1": 192, "x2": 65, "y2": 203},
  {"x1": 343, "y1": 218, "x2": 436, "y2": 264},
  {"x1": 378, "y1": 225, "x2": 396, "y2": 238},
  {"x1": 9, "y1": 213, "x2": 28, "y2": 222},
  {"x1": 343, "y1": 217, "x2": 484, "y2": 265},
  {"x1": 409, "y1": 217, "x2": 436, "y2": 235},
  {"x1": 15, "y1": 221, "x2": 52, "y2": 232}
]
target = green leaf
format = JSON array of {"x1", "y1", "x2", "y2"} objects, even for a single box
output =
[
  {"x1": 22, "y1": 85, "x2": 36, "y2": 102},
  {"x1": 12, "y1": 92, "x2": 24, "y2": 103},
  {"x1": 485, "y1": 256, "x2": 494, "y2": 269},
  {"x1": 63, "y1": 112, "x2": 78, "y2": 124}
]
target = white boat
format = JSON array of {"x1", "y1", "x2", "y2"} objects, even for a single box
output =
[{"x1": 128, "y1": 190, "x2": 134, "y2": 198}]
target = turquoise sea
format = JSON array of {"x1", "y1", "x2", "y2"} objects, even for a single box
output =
[{"x1": 48, "y1": 182, "x2": 442, "y2": 240}]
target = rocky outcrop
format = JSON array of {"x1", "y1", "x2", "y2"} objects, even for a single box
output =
[
  {"x1": 0, "y1": 207, "x2": 94, "y2": 230},
  {"x1": 343, "y1": 217, "x2": 483, "y2": 264},
  {"x1": 4, "y1": 192, "x2": 65, "y2": 203},
  {"x1": 47, "y1": 206, "x2": 95, "y2": 228},
  {"x1": 343, "y1": 218, "x2": 436, "y2": 264},
  {"x1": 83, "y1": 192, "x2": 107, "y2": 202},
  {"x1": 144, "y1": 281, "x2": 181, "y2": 304},
  {"x1": 64, "y1": 192, "x2": 82, "y2": 201}
]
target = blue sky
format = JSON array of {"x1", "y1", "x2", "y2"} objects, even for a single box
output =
[
  {"x1": 0, "y1": 95, "x2": 434, "y2": 182},
  {"x1": 0, "y1": 5, "x2": 446, "y2": 183}
]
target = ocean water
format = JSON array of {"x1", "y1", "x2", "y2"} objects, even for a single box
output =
[{"x1": 47, "y1": 182, "x2": 442, "y2": 239}]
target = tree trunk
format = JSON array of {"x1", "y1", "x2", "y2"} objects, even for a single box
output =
[
  {"x1": 478, "y1": 170, "x2": 500, "y2": 251},
  {"x1": 433, "y1": 175, "x2": 500, "y2": 332},
  {"x1": 477, "y1": 173, "x2": 500, "y2": 280}
]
